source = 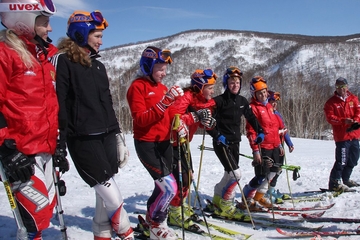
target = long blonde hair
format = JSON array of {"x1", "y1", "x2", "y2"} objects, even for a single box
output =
[
  {"x1": 0, "y1": 29, "x2": 38, "y2": 69},
  {"x1": 57, "y1": 37, "x2": 91, "y2": 67}
]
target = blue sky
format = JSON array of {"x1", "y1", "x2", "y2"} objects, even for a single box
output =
[{"x1": 2, "y1": 0, "x2": 360, "y2": 49}]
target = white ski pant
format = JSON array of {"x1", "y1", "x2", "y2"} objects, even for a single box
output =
[
  {"x1": 214, "y1": 168, "x2": 241, "y2": 201},
  {"x1": 92, "y1": 177, "x2": 131, "y2": 238}
]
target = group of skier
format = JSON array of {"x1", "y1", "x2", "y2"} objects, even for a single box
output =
[
  {"x1": 1, "y1": 1, "x2": 360, "y2": 240},
  {"x1": 125, "y1": 42, "x2": 300, "y2": 239}
]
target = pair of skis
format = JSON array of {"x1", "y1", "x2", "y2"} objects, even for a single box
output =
[
  {"x1": 276, "y1": 227, "x2": 360, "y2": 237},
  {"x1": 133, "y1": 214, "x2": 250, "y2": 240}
]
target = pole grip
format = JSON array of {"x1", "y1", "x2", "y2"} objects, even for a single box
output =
[{"x1": 172, "y1": 114, "x2": 181, "y2": 130}]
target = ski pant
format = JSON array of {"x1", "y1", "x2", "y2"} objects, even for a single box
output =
[
  {"x1": 243, "y1": 147, "x2": 281, "y2": 198},
  {"x1": 12, "y1": 153, "x2": 56, "y2": 238},
  {"x1": 67, "y1": 131, "x2": 131, "y2": 237},
  {"x1": 212, "y1": 140, "x2": 240, "y2": 172},
  {"x1": 211, "y1": 142, "x2": 242, "y2": 201},
  {"x1": 330, "y1": 139, "x2": 359, "y2": 183},
  {"x1": 134, "y1": 139, "x2": 177, "y2": 223},
  {"x1": 92, "y1": 178, "x2": 132, "y2": 238},
  {"x1": 67, "y1": 131, "x2": 119, "y2": 187},
  {"x1": 170, "y1": 144, "x2": 193, "y2": 207}
]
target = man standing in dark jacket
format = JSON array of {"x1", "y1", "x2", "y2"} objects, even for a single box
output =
[{"x1": 207, "y1": 67, "x2": 264, "y2": 220}]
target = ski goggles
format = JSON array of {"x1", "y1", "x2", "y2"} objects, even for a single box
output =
[
  {"x1": 0, "y1": 0, "x2": 56, "y2": 15},
  {"x1": 69, "y1": 10, "x2": 109, "y2": 29},
  {"x1": 335, "y1": 84, "x2": 347, "y2": 89},
  {"x1": 40, "y1": 0, "x2": 56, "y2": 15},
  {"x1": 143, "y1": 48, "x2": 173, "y2": 64},
  {"x1": 251, "y1": 76, "x2": 267, "y2": 83},
  {"x1": 194, "y1": 69, "x2": 217, "y2": 80},
  {"x1": 158, "y1": 49, "x2": 173, "y2": 64},
  {"x1": 269, "y1": 91, "x2": 281, "y2": 101},
  {"x1": 226, "y1": 66, "x2": 242, "y2": 77}
]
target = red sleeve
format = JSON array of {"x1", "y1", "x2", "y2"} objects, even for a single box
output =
[
  {"x1": 246, "y1": 104, "x2": 258, "y2": 151},
  {"x1": 0, "y1": 46, "x2": 11, "y2": 143},
  {"x1": 324, "y1": 96, "x2": 343, "y2": 126},
  {"x1": 127, "y1": 79, "x2": 167, "y2": 127}
]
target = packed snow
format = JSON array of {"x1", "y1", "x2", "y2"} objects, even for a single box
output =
[{"x1": 1, "y1": 134, "x2": 360, "y2": 239}]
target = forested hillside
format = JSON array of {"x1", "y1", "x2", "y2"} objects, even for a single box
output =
[{"x1": 99, "y1": 29, "x2": 360, "y2": 139}]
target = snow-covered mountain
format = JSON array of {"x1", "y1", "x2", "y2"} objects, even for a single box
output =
[
  {"x1": 99, "y1": 29, "x2": 360, "y2": 136},
  {"x1": 100, "y1": 29, "x2": 360, "y2": 93}
]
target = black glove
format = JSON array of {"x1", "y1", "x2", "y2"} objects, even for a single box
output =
[
  {"x1": 0, "y1": 139, "x2": 35, "y2": 183},
  {"x1": 347, "y1": 122, "x2": 360, "y2": 132},
  {"x1": 262, "y1": 156, "x2": 274, "y2": 168},
  {"x1": 52, "y1": 145, "x2": 69, "y2": 174}
]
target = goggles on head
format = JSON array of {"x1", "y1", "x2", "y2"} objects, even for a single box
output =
[
  {"x1": 142, "y1": 47, "x2": 173, "y2": 64},
  {"x1": 226, "y1": 66, "x2": 243, "y2": 77},
  {"x1": 158, "y1": 49, "x2": 173, "y2": 64},
  {"x1": 192, "y1": 69, "x2": 218, "y2": 81},
  {"x1": 268, "y1": 91, "x2": 281, "y2": 101},
  {"x1": 251, "y1": 76, "x2": 267, "y2": 84},
  {"x1": 40, "y1": 0, "x2": 56, "y2": 15},
  {"x1": 68, "y1": 10, "x2": 108, "y2": 29}
]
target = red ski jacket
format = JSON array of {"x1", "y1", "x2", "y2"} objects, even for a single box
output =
[
  {"x1": 127, "y1": 77, "x2": 172, "y2": 141},
  {"x1": 246, "y1": 99, "x2": 281, "y2": 151},
  {"x1": 0, "y1": 37, "x2": 58, "y2": 155},
  {"x1": 324, "y1": 91, "x2": 360, "y2": 142}
]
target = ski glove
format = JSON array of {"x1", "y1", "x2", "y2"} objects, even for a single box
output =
[
  {"x1": 0, "y1": 139, "x2": 35, "y2": 183},
  {"x1": 177, "y1": 120, "x2": 189, "y2": 138},
  {"x1": 347, "y1": 122, "x2": 360, "y2": 132},
  {"x1": 217, "y1": 135, "x2": 228, "y2": 146},
  {"x1": 53, "y1": 144, "x2": 69, "y2": 174},
  {"x1": 157, "y1": 85, "x2": 184, "y2": 111},
  {"x1": 190, "y1": 108, "x2": 212, "y2": 123},
  {"x1": 262, "y1": 156, "x2": 274, "y2": 168},
  {"x1": 116, "y1": 132, "x2": 129, "y2": 169},
  {"x1": 254, "y1": 133, "x2": 264, "y2": 144},
  {"x1": 201, "y1": 117, "x2": 216, "y2": 129}
]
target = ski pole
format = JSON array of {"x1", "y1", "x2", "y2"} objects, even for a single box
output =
[
  {"x1": 281, "y1": 143, "x2": 295, "y2": 207},
  {"x1": 221, "y1": 146, "x2": 256, "y2": 229},
  {"x1": 180, "y1": 143, "x2": 212, "y2": 238},
  {"x1": 194, "y1": 129, "x2": 206, "y2": 208},
  {"x1": 52, "y1": 169, "x2": 68, "y2": 240},
  {"x1": 172, "y1": 114, "x2": 185, "y2": 240},
  {"x1": 0, "y1": 161, "x2": 28, "y2": 240},
  {"x1": 199, "y1": 145, "x2": 301, "y2": 172}
]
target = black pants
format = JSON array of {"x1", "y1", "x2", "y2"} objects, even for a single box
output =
[
  {"x1": 212, "y1": 140, "x2": 240, "y2": 172},
  {"x1": 67, "y1": 131, "x2": 118, "y2": 187},
  {"x1": 134, "y1": 139, "x2": 173, "y2": 180}
]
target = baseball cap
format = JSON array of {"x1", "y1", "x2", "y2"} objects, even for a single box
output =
[{"x1": 335, "y1": 77, "x2": 348, "y2": 85}]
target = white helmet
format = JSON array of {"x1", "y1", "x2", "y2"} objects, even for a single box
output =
[{"x1": 0, "y1": 0, "x2": 56, "y2": 39}]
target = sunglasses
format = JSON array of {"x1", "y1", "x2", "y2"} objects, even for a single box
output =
[
  {"x1": 226, "y1": 67, "x2": 243, "y2": 77},
  {"x1": 336, "y1": 85, "x2": 347, "y2": 89},
  {"x1": 251, "y1": 76, "x2": 267, "y2": 83}
]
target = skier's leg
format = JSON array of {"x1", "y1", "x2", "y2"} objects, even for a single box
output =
[
  {"x1": 93, "y1": 177, "x2": 133, "y2": 238},
  {"x1": 342, "y1": 139, "x2": 359, "y2": 183},
  {"x1": 92, "y1": 192, "x2": 112, "y2": 240}
]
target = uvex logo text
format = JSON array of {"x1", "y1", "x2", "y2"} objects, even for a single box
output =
[{"x1": 9, "y1": 3, "x2": 41, "y2": 11}]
